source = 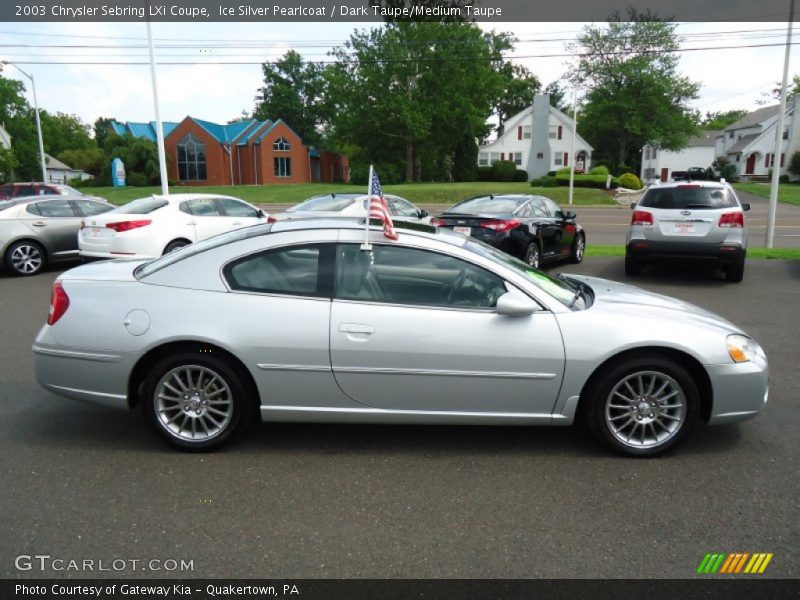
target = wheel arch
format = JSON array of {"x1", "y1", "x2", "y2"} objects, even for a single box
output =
[
  {"x1": 575, "y1": 346, "x2": 713, "y2": 423},
  {"x1": 3, "y1": 236, "x2": 50, "y2": 260},
  {"x1": 127, "y1": 341, "x2": 261, "y2": 410},
  {"x1": 163, "y1": 238, "x2": 193, "y2": 254}
]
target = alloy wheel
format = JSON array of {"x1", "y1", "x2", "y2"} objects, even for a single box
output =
[{"x1": 10, "y1": 244, "x2": 43, "y2": 275}]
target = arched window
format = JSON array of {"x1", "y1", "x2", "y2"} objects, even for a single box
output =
[
  {"x1": 176, "y1": 133, "x2": 207, "y2": 181},
  {"x1": 273, "y1": 136, "x2": 291, "y2": 151}
]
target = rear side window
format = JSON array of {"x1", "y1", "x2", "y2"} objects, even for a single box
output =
[
  {"x1": 73, "y1": 200, "x2": 111, "y2": 216},
  {"x1": 30, "y1": 200, "x2": 76, "y2": 217},
  {"x1": 639, "y1": 187, "x2": 737, "y2": 210},
  {"x1": 114, "y1": 197, "x2": 169, "y2": 214},
  {"x1": 186, "y1": 198, "x2": 221, "y2": 216},
  {"x1": 449, "y1": 196, "x2": 524, "y2": 215},
  {"x1": 224, "y1": 243, "x2": 333, "y2": 297},
  {"x1": 217, "y1": 198, "x2": 259, "y2": 218},
  {"x1": 15, "y1": 185, "x2": 35, "y2": 197}
]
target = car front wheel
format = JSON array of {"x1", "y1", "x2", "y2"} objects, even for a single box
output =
[
  {"x1": 5, "y1": 240, "x2": 46, "y2": 276},
  {"x1": 570, "y1": 233, "x2": 585, "y2": 264},
  {"x1": 524, "y1": 242, "x2": 540, "y2": 269},
  {"x1": 583, "y1": 354, "x2": 699, "y2": 457},
  {"x1": 141, "y1": 351, "x2": 254, "y2": 451}
]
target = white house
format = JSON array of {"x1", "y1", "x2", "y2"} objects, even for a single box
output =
[
  {"x1": 478, "y1": 95, "x2": 593, "y2": 179},
  {"x1": 640, "y1": 130, "x2": 721, "y2": 182},
  {"x1": 642, "y1": 96, "x2": 799, "y2": 182},
  {"x1": 44, "y1": 154, "x2": 92, "y2": 184}
]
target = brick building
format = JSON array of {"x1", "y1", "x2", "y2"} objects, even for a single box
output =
[{"x1": 110, "y1": 117, "x2": 348, "y2": 186}]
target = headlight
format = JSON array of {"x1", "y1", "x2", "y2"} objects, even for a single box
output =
[{"x1": 727, "y1": 334, "x2": 763, "y2": 363}]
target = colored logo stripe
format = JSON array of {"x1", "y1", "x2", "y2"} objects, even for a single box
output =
[{"x1": 698, "y1": 553, "x2": 773, "y2": 574}]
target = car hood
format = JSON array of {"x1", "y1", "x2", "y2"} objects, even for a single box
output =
[
  {"x1": 57, "y1": 258, "x2": 148, "y2": 282},
  {"x1": 566, "y1": 274, "x2": 743, "y2": 333}
]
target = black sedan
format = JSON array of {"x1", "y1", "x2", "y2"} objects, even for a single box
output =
[{"x1": 431, "y1": 194, "x2": 585, "y2": 268}]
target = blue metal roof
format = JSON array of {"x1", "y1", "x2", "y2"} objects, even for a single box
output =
[
  {"x1": 236, "y1": 120, "x2": 272, "y2": 145},
  {"x1": 110, "y1": 120, "x2": 179, "y2": 141}
]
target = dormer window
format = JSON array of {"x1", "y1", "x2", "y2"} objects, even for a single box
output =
[{"x1": 273, "y1": 136, "x2": 291, "y2": 151}]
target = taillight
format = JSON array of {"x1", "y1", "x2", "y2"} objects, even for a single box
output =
[
  {"x1": 482, "y1": 219, "x2": 521, "y2": 232},
  {"x1": 430, "y1": 217, "x2": 448, "y2": 227},
  {"x1": 631, "y1": 210, "x2": 653, "y2": 225},
  {"x1": 267, "y1": 216, "x2": 278, "y2": 223},
  {"x1": 718, "y1": 212, "x2": 744, "y2": 228},
  {"x1": 47, "y1": 280, "x2": 69, "y2": 326},
  {"x1": 106, "y1": 220, "x2": 151, "y2": 232}
]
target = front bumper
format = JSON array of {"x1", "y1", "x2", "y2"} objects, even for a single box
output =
[
  {"x1": 626, "y1": 240, "x2": 745, "y2": 265},
  {"x1": 706, "y1": 354, "x2": 769, "y2": 425}
]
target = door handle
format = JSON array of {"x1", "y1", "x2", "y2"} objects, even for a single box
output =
[
  {"x1": 32, "y1": 221, "x2": 46, "y2": 227},
  {"x1": 231, "y1": 221, "x2": 242, "y2": 226},
  {"x1": 339, "y1": 323, "x2": 375, "y2": 335},
  {"x1": 186, "y1": 221, "x2": 196, "y2": 226}
]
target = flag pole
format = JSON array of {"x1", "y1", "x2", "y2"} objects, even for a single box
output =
[{"x1": 361, "y1": 164, "x2": 373, "y2": 250}]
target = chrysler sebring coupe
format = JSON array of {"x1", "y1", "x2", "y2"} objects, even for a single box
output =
[{"x1": 34, "y1": 219, "x2": 768, "y2": 456}]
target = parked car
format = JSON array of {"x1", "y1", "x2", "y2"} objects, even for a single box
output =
[
  {"x1": 78, "y1": 194, "x2": 267, "y2": 260},
  {"x1": 625, "y1": 181, "x2": 750, "y2": 282},
  {"x1": 1, "y1": 195, "x2": 112, "y2": 276},
  {"x1": 270, "y1": 193, "x2": 430, "y2": 223},
  {"x1": 0, "y1": 182, "x2": 85, "y2": 200},
  {"x1": 34, "y1": 218, "x2": 767, "y2": 456},
  {"x1": 431, "y1": 194, "x2": 585, "y2": 268}
]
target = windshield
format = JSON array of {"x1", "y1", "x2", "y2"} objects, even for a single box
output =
[
  {"x1": 111, "y1": 196, "x2": 169, "y2": 215},
  {"x1": 289, "y1": 195, "x2": 359, "y2": 212},
  {"x1": 54, "y1": 185, "x2": 82, "y2": 196},
  {"x1": 448, "y1": 196, "x2": 523, "y2": 215},
  {"x1": 640, "y1": 186, "x2": 737, "y2": 209},
  {"x1": 464, "y1": 239, "x2": 582, "y2": 307},
  {"x1": 135, "y1": 224, "x2": 272, "y2": 278}
]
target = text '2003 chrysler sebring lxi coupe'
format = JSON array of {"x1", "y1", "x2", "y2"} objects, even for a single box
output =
[{"x1": 33, "y1": 219, "x2": 768, "y2": 456}]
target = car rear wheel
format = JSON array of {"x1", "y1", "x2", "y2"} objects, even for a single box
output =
[
  {"x1": 141, "y1": 351, "x2": 254, "y2": 451},
  {"x1": 570, "y1": 233, "x2": 585, "y2": 264},
  {"x1": 624, "y1": 253, "x2": 642, "y2": 276},
  {"x1": 724, "y1": 260, "x2": 745, "y2": 283},
  {"x1": 583, "y1": 354, "x2": 699, "y2": 457},
  {"x1": 5, "y1": 240, "x2": 46, "y2": 276},
  {"x1": 164, "y1": 240, "x2": 190, "y2": 255},
  {"x1": 524, "y1": 242, "x2": 540, "y2": 269}
]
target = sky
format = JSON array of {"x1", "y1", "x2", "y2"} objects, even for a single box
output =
[{"x1": 0, "y1": 20, "x2": 796, "y2": 132}]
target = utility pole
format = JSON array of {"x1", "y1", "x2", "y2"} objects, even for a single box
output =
[
  {"x1": 146, "y1": 16, "x2": 169, "y2": 195},
  {"x1": 766, "y1": 0, "x2": 795, "y2": 248},
  {"x1": 3, "y1": 61, "x2": 47, "y2": 182},
  {"x1": 568, "y1": 86, "x2": 578, "y2": 205}
]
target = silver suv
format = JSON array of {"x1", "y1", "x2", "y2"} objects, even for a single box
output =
[{"x1": 625, "y1": 181, "x2": 750, "y2": 282}]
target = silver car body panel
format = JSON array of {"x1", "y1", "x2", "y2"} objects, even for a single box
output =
[{"x1": 34, "y1": 220, "x2": 768, "y2": 428}]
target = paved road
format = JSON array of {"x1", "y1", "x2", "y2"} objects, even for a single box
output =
[
  {"x1": 261, "y1": 190, "x2": 800, "y2": 248},
  {"x1": 0, "y1": 258, "x2": 798, "y2": 579}
]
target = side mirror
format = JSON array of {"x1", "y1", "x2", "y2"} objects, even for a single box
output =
[
  {"x1": 565, "y1": 210, "x2": 576, "y2": 220},
  {"x1": 418, "y1": 209, "x2": 429, "y2": 218},
  {"x1": 741, "y1": 203, "x2": 751, "y2": 212},
  {"x1": 495, "y1": 291, "x2": 538, "y2": 316},
  {"x1": 256, "y1": 209, "x2": 266, "y2": 218},
  {"x1": 630, "y1": 202, "x2": 637, "y2": 210}
]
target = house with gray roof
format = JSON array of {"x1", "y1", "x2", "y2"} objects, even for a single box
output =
[{"x1": 640, "y1": 130, "x2": 721, "y2": 183}]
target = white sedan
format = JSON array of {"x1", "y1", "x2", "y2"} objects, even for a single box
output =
[
  {"x1": 79, "y1": 194, "x2": 267, "y2": 259},
  {"x1": 270, "y1": 193, "x2": 431, "y2": 223}
]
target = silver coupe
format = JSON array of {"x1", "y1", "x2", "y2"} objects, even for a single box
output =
[{"x1": 33, "y1": 219, "x2": 768, "y2": 456}]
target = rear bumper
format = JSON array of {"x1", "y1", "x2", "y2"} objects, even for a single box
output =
[{"x1": 626, "y1": 241, "x2": 745, "y2": 265}]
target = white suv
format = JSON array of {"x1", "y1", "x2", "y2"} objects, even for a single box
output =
[{"x1": 625, "y1": 181, "x2": 750, "y2": 282}]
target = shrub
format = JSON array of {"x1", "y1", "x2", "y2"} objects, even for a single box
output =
[
  {"x1": 530, "y1": 176, "x2": 559, "y2": 187},
  {"x1": 618, "y1": 172, "x2": 643, "y2": 190},
  {"x1": 513, "y1": 169, "x2": 528, "y2": 182},
  {"x1": 788, "y1": 150, "x2": 800, "y2": 178},
  {"x1": 719, "y1": 163, "x2": 738, "y2": 181},
  {"x1": 547, "y1": 170, "x2": 556, "y2": 177},
  {"x1": 555, "y1": 167, "x2": 571, "y2": 176},
  {"x1": 779, "y1": 174, "x2": 790, "y2": 184},
  {"x1": 126, "y1": 172, "x2": 148, "y2": 186},
  {"x1": 68, "y1": 176, "x2": 94, "y2": 188},
  {"x1": 616, "y1": 164, "x2": 634, "y2": 176},
  {"x1": 477, "y1": 166, "x2": 493, "y2": 181},
  {"x1": 491, "y1": 160, "x2": 517, "y2": 182},
  {"x1": 555, "y1": 173, "x2": 619, "y2": 189},
  {"x1": 589, "y1": 165, "x2": 609, "y2": 176}
]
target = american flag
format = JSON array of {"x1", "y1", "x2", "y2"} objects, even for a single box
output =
[{"x1": 368, "y1": 168, "x2": 398, "y2": 241}]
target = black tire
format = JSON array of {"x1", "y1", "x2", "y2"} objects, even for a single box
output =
[
  {"x1": 524, "y1": 241, "x2": 541, "y2": 269},
  {"x1": 4, "y1": 240, "x2": 46, "y2": 276},
  {"x1": 624, "y1": 253, "x2": 642, "y2": 276},
  {"x1": 724, "y1": 260, "x2": 745, "y2": 283},
  {"x1": 583, "y1": 354, "x2": 699, "y2": 457},
  {"x1": 141, "y1": 351, "x2": 255, "y2": 451},
  {"x1": 569, "y1": 233, "x2": 585, "y2": 264},
  {"x1": 163, "y1": 239, "x2": 190, "y2": 255}
]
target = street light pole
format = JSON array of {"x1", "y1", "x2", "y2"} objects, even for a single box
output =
[
  {"x1": 3, "y1": 62, "x2": 47, "y2": 182},
  {"x1": 568, "y1": 86, "x2": 578, "y2": 205},
  {"x1": 146, "y1": 17, "x2": 169, "y2": 195}
]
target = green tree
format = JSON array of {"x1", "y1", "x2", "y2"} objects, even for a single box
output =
[
  {"x1": 93, "y1": 117, "x2": 115, "y2": 148},
  {"x1": 57, "y1": 147, "x2": 103, "y2": 176},
  {"x1": 544, "y1": 81, "x2": 570, "y2": 112},
  {"x1": 254, "y1": 50, "x2": 329, "y2": 146},
  {"x1": 568, "y1": 10, "x2": 700, "y2": 170},
  {"x1": 328, "y1": 22, "x2": 505, "y2": 182},
  {"x1": 487, "y1": 32, "x2": 541, "y2": 135},
  {"x1": 0, "y1": 68, "x2": 40, "y2": 180},
  {"x1": 701, "y1": 110, "x2": 747, "y2": 130},
  {"x1": 40, "y1": 111, "x2": 93, "y2": 157},
  {"x1": 0, "y1": 146, "x2": 18, "y2": 183},
  {"x1": 771, "y1": 74, "x2": 800, "y2": 99},
  {"x1": 101, "y1": 134, "x2": 164, "y2": 186}
]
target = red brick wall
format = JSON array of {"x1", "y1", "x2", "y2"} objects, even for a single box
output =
[
  {"x1": 165, "y1": 118, "x2": 231, "y2": 186},
  {"x1": 256, "y1": 122, "x2": 310, "y2": 185}
]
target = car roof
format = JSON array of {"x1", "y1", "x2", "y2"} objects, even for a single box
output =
[
  {"x1": 647, "y1": 181, "x2": 729, "y2": 189},
  {"x1": 134, "y1": 193, "x2": 246, "y2": 204},
  {"x1": 5, "y1": 194, "x2": 105, "y2": 205}
]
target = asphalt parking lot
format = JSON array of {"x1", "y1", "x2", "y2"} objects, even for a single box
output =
[{"x1": 0, "y1": 257, "x2": 798, "y2": 579}]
